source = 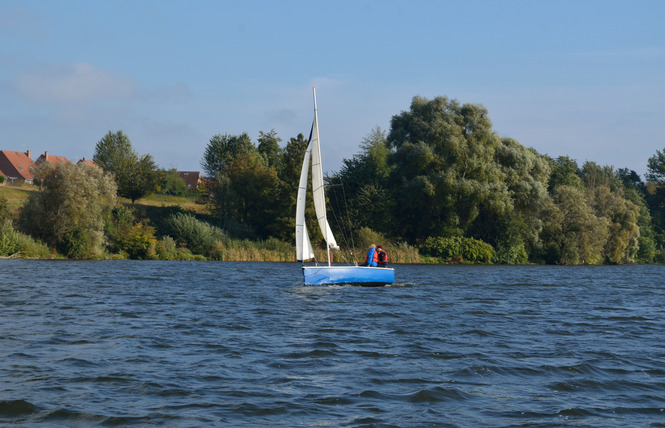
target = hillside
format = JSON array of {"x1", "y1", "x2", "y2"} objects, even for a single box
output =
[{"x1": 1, "y1": 185, "x2": 205, "y2": 218}]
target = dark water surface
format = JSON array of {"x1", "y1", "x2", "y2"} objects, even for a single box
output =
[{"x1": 1, "y1": 261, "x2": 665, "y2": 427}]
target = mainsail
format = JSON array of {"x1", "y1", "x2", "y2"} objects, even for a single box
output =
[
  {"x1": 295, "y1": 88, "x2": 338, "y2": 263},
  {"x1": 295, "y1": 140, "x2": 315, "y2": 261}
]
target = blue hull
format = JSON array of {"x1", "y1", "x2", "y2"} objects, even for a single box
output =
[{"x1": 302, "y1": 266, "x2": 395, "y2": 286}]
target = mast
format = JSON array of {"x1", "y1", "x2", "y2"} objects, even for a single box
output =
[{"x1": 311, "y1": 87, "x2": 332, "y2": 266}]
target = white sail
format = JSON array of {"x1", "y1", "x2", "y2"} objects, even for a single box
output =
[
  {"x1": 295, "y1": 141, "x2": 315, "y2": 261},
  {"x1": 297, "y1": 89, "x2": 395, "y2": 285},
  {"x1": 310, "y1": 89, "x2": 338, "y2": 251}
]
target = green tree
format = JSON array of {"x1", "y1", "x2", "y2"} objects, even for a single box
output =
[
  {"x1": 94, "y1": 130, "x2": 136, "y2": 186},
  {"x1": 158, "y1": 168, "x2": 188, "y2": 196},
  {"x1": 644, "y1": 148, "x2": 665, "y2": 256},
  {"x1": 621, "y1": 186, "x2": 657, "y2": 263},
  {"x1": 614, "y1": 167, "x2": 655, "y2": 262},
  {"x1": 477, "y1": 138, "x2": 551, "y2": 262},
  {"x1": 270, "y1": 133, "x2": 311, "y2": 242},
  {"x1": 19, "y1": 162, "x2": 117, "y2": 258},
  {"x1": 541, "y1": 185, "x2": 609, "y2": 264},
  {"x1": 120, "y1": 154, "x2": 158, "y2": 203},
  {"x1": 201, "y1": 133, "x2": 255, "y2": 178},
  {"x1": 616, "y1": 168, "x2": 645, "y2": 192},
  {"x1": 211, "y1": 151, "x2": 278, "y2": 238},
  {"x1": 328, "y1": 127, "x2": 395, "y2": 239},
  {"x1": 387, "y1": 96, "x2": 510, "y2": 243},
  {"x1": 646, "y1": 149, "x2": 665, "y2": 182},
  {"x1": 548, "y1": 156, "x2": 582, "y2": 191},
  {"x1": 258, "y1": 129, "x2": 283, "y2": 168},
  {"x1": 420, "y1": 236, "x2": 495, "y2": 264},
  {"x1": 580, "y1": 162, "x2": 640, "y2": 263},
  {"x1": 93, "y1": 130, "x2": 159, "y2": 203},
  {"x1": 591, "y1": 185, "x2": 639, "y2": 263},
  {"x1": 202, "y1": 133, "x2": 280, "y2": 239}
]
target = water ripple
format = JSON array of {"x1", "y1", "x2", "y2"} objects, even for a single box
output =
[{"x1": 2, "y1": 261, "x2": 665, "y2": 426}]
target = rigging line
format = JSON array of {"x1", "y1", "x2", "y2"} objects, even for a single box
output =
[
  {"x1": 327, "y1": 181, "x2": 354, "y2": 263},
  {"x1": 339, "y1": 180, "x2": 357, "y2": 263}
]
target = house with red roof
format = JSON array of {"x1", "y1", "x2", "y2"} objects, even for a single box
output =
[
  {"x1": 36, "y1": 151, "x2": 69, "y2": 166},
  {"x1": 177, "y1": 171, "x2": 203, "y2": 192},
  {"x1": 78, "y1": 157, "x2": 95, "y2": 166},
  {"x1": 0, "y1": 150, "x2": 36, "y2": 185}
]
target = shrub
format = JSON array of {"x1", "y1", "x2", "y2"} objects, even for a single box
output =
[
  {"x1": 420, "y1": 236, "x2": 495, "y2": 264},
  {"x1": 391, "y1": 241, "x2": 420, "y2": 263},
  {"x1": 154, "y1": 235, "x2": 182, "y2": 260},
  {"x1": 354, "y1": 227, "x2": 389, "y2": 251},
  {"x1": 159, "y1": 169, "x2": 188, "y2": 196},
  {"x1": 260, "y1": 237, "x2": 293, "y2": 253},
  {"x1": 106, "y1": 206, "x2": 135, "y2": 239},
  {"x1": 105, "y1": 207, "x2": 158, "y2": 259},
  {"x1": 163, "y1": 212, "x2": 226, "y2": 255},
  {"x1": 116, "y1": 221, "x2": 157, "y2": 259},
  {"x1": 16, "y1": 233, "x2": 51, "y2": 258},
  {"x1": 0, "y1": 219, "x2": 51, "y2": 258},
  {"x1": 0, "y1": 219, "x2": 20, "y2": 256},
  {"x1": 57, "y1": 228, "x2": 91, "y2": 259},
  {"x1": 0, "y1": 196, "x2": 11, "y2": 223},
  {"x1": 494, "y1": 242, "x2": 528, "y2": 264}
]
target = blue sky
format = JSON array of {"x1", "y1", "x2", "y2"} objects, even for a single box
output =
[{"x1": 1, "y1": 0, "x2": 664, "y2": 177}]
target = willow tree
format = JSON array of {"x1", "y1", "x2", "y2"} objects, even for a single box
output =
[
  {"x1": 645, "y1": 147, "x2": 665, "y2": 250},
  {"x1": 387, "y1": 96, "x2": 510, "y2": 243},
  {"x1": 485, "y1": 138, "x2": 551, "y2": 263},
  {"x1": 541, "y1": 185, "x2": 609, "y2": 264},
  {"x1": 19, "y1": 162, "x2": 117, "y2": 258},
  {"x1": 580, "y1": 161, "x2": 640, "y2": 263}
]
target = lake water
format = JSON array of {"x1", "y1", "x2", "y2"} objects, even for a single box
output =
[{"x1": 1, "y1": 261, "x2": 664, "y2": 427}]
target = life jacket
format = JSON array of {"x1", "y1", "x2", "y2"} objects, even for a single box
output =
[
  {"x1": 365, "y1": 249, "x2": 379, "y2": 263},
  {"x1": 377, "y1": 249, "x2": 387, "y2": 263}
]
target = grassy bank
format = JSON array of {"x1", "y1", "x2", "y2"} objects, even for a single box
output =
[
  {"x1": 0, "y1": 185, "x2": 37, "y2": 220},
  {"x1": 1, "y1": 187, "x2": 421, "y2": 262}
]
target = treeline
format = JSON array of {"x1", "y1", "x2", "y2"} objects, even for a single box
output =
[
  {"x1": 199, "y1": 96, "x2": 665, "y2": 265},
  {"x1": 2, "y1": 94, "x2": 665, "y2": 264}
]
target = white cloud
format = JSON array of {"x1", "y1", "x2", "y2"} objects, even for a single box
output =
[{"x1": 12, "y1": 62, "x2": 135, "y2": 105}]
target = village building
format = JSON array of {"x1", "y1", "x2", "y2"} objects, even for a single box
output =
[
  {"x1": 78, "y1": 157, "x2": 95, "y2": 166},
  {"x1": 0, "y1": 150, "x2": 36, "y2": 185},
  {"x1": 177, "y1": 171, "x2": 203, "y2": 192},
  {"x1": 35, "y1": 151, "x2": 70, "y2": 166}
]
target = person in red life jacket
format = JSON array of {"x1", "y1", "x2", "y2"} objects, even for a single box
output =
[
  {"x1": 376, "y1": 245, "x2": 388, "y2": 267},
  {"x1": 361, "y1": 244, "x2": 378, "y2": 267}
]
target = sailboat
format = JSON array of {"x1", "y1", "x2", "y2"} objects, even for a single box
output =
[{"x1": 296, "y1": 89, "x2": 395, "y2": 286}]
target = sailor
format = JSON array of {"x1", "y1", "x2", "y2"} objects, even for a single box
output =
[
  {"x1": 362, "y1": 244, "x2": 378, "y2": 267},
  {"x1": 376, "y1": 245, "x2": 388, "y2": 267}
]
